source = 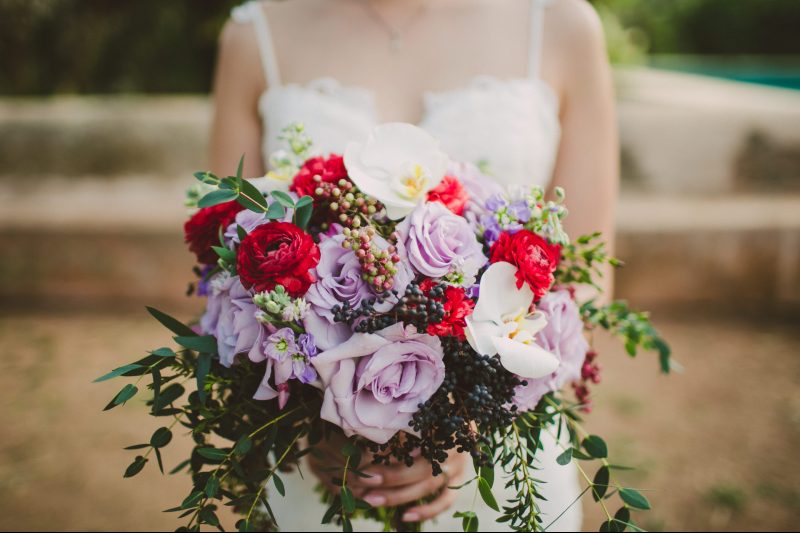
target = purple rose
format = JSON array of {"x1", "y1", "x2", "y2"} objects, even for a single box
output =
[
  {"x1": 396, "y1": 201, "x2": 486, "y2": 284},
  {"x1": 311, "y1": 323, "x2": 445, "y2": 444},
  {"x1": 199, "y1": 273, "x2": 279, "y2": 401},
  {"x1": 304, "y1": 231, "x2": 412, "y2": 350},
  {"x1": 513, "y1": 290, "x2": 589, "y2": 412},
  {"x1": 200, "y1": 274, "x2": 266, "y2": 368}
]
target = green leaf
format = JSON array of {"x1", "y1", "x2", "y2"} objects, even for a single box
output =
[
  {"x1": 236, "y1": 154, "x2": 245, "y2": 180},
  {"x1": 174, "y1": 335, "x2": 217, "y2": 353},
  {"x1": 295, "y1": 195, "x2": 313, "y2": 209},
  {"x1": 151, "y1": 347, "x2": 176, "y2": 358},
  {"x1": 624, "y1": 339, "x2": 637, "y2": 357},
  {"x1": 150, "y1": 427, "x2": 173, "y2": 448},
  {"x1": 238, "y1": 179, "x2": 269, "y2": 212},
  {"x1": 124, "y1": 456, "x2": 147, "y2": 478},
  {"x1": 180, "y1": 490, "x2": 204, "y2": 510},
  {"x1": 236, "y1": 519, "x2": 252, "y2": 532},
  {"x1": 197, "y1": 447, "x2": 228, "y2": 462},
  {"x1": 104, "y1": 383, "x2": 138, "y2": 411},
  {"x1": 198, "y1": 188, "x2": 239, "y2": 208},
  {"x1": 236, "y1": 224, "x2": 248, "y2": 242},
  {"x1": 272, "y1": 473, "x2": 286, "y2": 497},
  {"x1": 233, "y1": 435, "x2": 252, "y2": 456},
  {"x1": 619, "y1": 488, "x2": 651, "y2": 510},
  {"x1": 571, "y1": 448, "x2": 593, "y2": 461},
  {"x1": 293, "y1": 202, "x2": 313, "y2": 230},
  {"x1": 341, "y1": 441, "x2": 359, "y2": 458},
  {"x1": 593, "y1": 466, "x2": 610, "y2": 501},
  {"x1": 265, "y1": 200, "x2": 286, "y2": 220},
  {"x1": 478, "y1": 477, "x2": 500, "y2": 512},
  {"x1": 654, "y1": 337, "x2": 671, "y2": 374},
  {"x1": 205, "y1": 475, "x2": 220, "y2": 498},
  {"x1": 582, "y1": 435, "x2": 608, "y2": 459},
  {"x1": 340, "y1": 487, "x2": 356, "y2": 514},
  {"x1": 556, "y1": 448, "x2": 573, "y2": 466},
  {"x1": 194, "y1": 171, "x2": 219, "y2": 184},
  {"x1": 196, "y1": 352, "x2": 212, "y2": 403},
  {"x1": 212, "y1": 245, "x2": 236, "y2": 263},
  {"x1": 614, "y1": 507, "x2": 631, "y2": 531},
  {"x1": 153, "y1": 383, "x2": 184, "y2": 412},
  {"x1": 198, "y1": 506, "x2": 220, "y2": 527},
  {"x1": 146, "y1": 307, "x2": 196, "y2": 337},
  {"x1": 454, "y1": 511, "x2": 479, "y2": 532},
  {"x1": 479, "y1": 464, "x2": 494, "y2": 488},
  {"x1": 271, "y1": 190, "x2": 295, "y2": 209},
  {"x1": 94, "y1": 364, "x2": 143, "y2": 383}
]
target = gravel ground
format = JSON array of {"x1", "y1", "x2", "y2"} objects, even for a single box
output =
[{"x1": 0, "y1": 311, "x2": 797, "y2": 531}]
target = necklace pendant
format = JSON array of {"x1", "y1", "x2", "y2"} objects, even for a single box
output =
[{"x1": 389, "y1": 32, "x2": 402, "y2": 53}]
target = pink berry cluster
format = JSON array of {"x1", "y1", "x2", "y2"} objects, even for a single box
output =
[
  {"x1": 312, "y1": 176, "x2": 380, "y2": 229},
  {"x1": 572, "y1": 349, "x2": 601, "y2": 412},
  {"x1": 341, "y1": 226, "x2": 402, "y2": 293}
]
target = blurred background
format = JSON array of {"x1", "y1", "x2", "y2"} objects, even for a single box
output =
[{"x1": 1, "y1": 0, "x2": 798, "y2": 531}]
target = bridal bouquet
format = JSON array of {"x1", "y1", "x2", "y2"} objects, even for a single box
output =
[{"x1": 98, "y1": 123, "x2": 670, "y2": 532}]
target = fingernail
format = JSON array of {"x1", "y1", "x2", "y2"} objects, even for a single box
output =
[
  {"x1": 364, "y1": 494, "x2": 386, "y2": 507},
  {"x1": 402, "y1": 512, "x2": 420, "y2": 522},
  {"x1": 360, "y1": 472, "x2": 383, "y2": 486}
]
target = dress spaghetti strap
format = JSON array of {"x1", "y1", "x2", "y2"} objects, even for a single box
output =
[
  {"x1": 528, "y1": 0, "x2": 553, "y2": 79},
  {"x1": 231, "y1": 1, "x2": 282, "y2": 87}
]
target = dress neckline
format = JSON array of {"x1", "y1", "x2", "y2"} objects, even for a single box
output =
[{"x1": 258, "y1": 74, "x2": 560, "y2": 126}]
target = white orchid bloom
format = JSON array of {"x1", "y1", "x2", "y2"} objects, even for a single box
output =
[
  {"x1": 344, "y1": 123, "x2": 449, "y2": 219},
  {"x1": 465, "y1": 262, "x2": 560, "y2": 379}
]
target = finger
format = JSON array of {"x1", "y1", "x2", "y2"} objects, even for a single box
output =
[
  {"x1": 362, "y1": 475, "x2": 445, "y2": 507},
  {"x1": 401, "y1": 488, "x2": 457, "y2": 522},
  {"x1": 361, "y1": 457, "x2": 434, "y2": 488}
]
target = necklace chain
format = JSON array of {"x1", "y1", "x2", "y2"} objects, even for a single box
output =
[{"x1": 357, "y1": 0, "x2": 428, "y2": 52}]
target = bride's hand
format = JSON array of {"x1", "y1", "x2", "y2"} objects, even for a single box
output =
[
  {"x1": 358, "y1": 448, "x2": 468, "y2": 523},
  {"x1": 308, "y1": 434, "x2": 468, "y2": 522}
]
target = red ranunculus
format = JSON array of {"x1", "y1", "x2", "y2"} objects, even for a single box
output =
[
  {"x1": 426, "y1": 175, "x2": 469, "y2": 216},
  {"x1": 184, "y1": 201, "x2": 243, "y2": 265},
  {"x1": 489, "y1": 230, "x2": 560, "y2": 301},
  {"x1": 419, "y1": 279, "x2": 475, "y2": 340},
  {"x1": 290, "y1": 154, "x2": 348, "y2": 197},
  {"x1": 236, "y1": 222, "x2": 320, "y2": 297}
]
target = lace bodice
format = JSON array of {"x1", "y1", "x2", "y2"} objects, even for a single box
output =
[{"x1": 232, "y1": 0, "x2": 561, "y2": 190}]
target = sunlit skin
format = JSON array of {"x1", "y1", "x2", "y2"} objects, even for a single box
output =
[{"x1": 209, "y1": 0, "x2": 617, "y2": 522}]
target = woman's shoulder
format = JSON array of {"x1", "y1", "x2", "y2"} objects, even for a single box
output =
[{"x1": 545, "y1": 0, "x2": 605, "y2": 54}]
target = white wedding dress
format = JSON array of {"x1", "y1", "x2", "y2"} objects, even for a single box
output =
[{"x1": 231, "y1": 1, "x2": 582, "y2": 530}]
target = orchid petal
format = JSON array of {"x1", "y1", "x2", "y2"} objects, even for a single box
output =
[
  {"x1": 492, "y1": 337, "x2": 560, "y2": 379},
  {"x1": 471, "y1": 262, "x2": 534, "y2": 323},
  {"x1": 465, "y1": 315, "x2": 502, "y2": 356}
]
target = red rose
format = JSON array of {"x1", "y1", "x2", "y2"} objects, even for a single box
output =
[
  {"x1": 419, "y1": 280, "x2": 475, "y2": 340},
  {"x1": 236, "y1": 222, "x2": 320, "y2": 297},
  {"x1": 290, "y1": 154, "x2": 348, "y2": 197},
  {"x1": 426, "y1": 175, "x2": 469, "y2": 216},
  {"x1": 184, "y1": 201, "x2": 243, "y2": 265},
  {"x1": 489, "y1": 230, "x2": 560, "y2": 301}
]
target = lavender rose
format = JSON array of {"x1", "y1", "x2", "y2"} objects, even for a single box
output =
[
  {"x1": 513, "y1": 290, "x2": 589, "y2": 411},
  {"x1": 396, "y1": 201, "x2": 487, "y2": 285},
  {"x1": 311, "y1": 323, "x2": 445, "y2": 444},
  {"x1": 200, "y1": 273, "x2": 266, "y2": 367},
  {"x1": 303, "y1": 230, "x2": 412, "y2": 350},
  {"x1": 199, "y1": 273, "x2": 279, "y2": 401}
]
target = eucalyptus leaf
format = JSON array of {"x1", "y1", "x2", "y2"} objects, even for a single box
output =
[
  {"x1": 146, "y1": 307, "x2": 196, "y2": 337},
  {"x1": 198, "y1": 188, "x2": 239, "y2": 208}
]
